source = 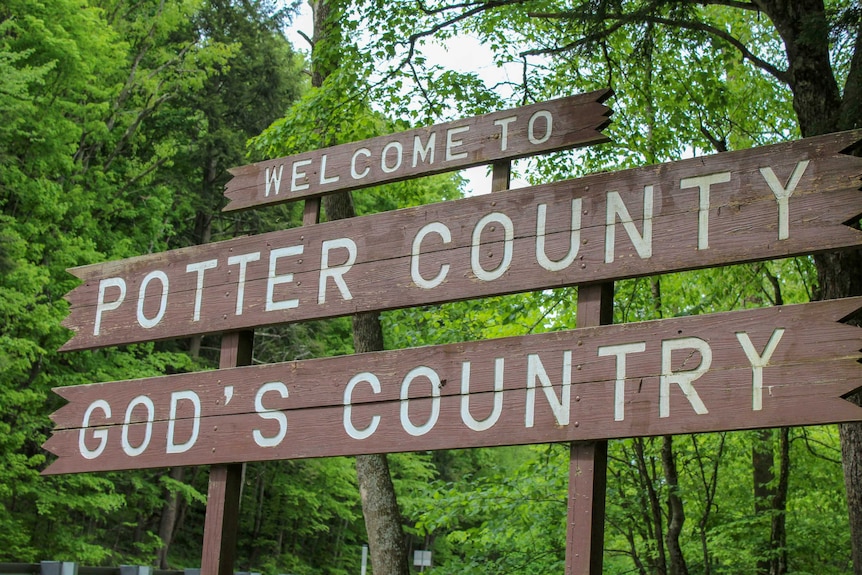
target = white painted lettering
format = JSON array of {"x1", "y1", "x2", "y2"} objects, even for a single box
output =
[
  {"x1": 318, "y1": 238, "x2": 357, "y2": 304},
  {"x1": 660, "y1": 337, "x2": 711, "y2": 418},
  {"x1": 291, "y1": 159, "x2": 312, "y2": 192},
  {"x1": 122, "y1": 395, "x2": 154, "y2": 457},
  {"x1": 411, "y1": 222, "x2": 452, "y2": 289},
  {"x1": 412, "y1": 133, "x2": 436, "y2": 167},
  {"x1": 351, "y1": 148, "x2": 371, "y2": 179},
  {"x1": 186, "y1": 259, "x2": 217, "y2": 322},
  {"x1": 680, "y1": 172, "x2": 731, "y2": 250},
  {"x1": 79, "y1": 400, "x2": 111, "y2": 459},
  {"x1": 597, "y1": 342, "x2": 647, "y2": 421},
  {"x1": 166, "y1": 390, "x2": 200, "y2": 454},
  {"x1": 736, "y1": 328, "x2": 785, "y2": 411},
  {"x1": 136, "y1": 271, "x2": 168, "y2": 329},
  {"x1": 264, "y1": 165, "x2": 283, "y2": 197},
  {"x1": 381, "y1": 141, "x2": 403, "y2": 174},
  {"x1": 536, "y1": 199, "x2": 582, "y2": 271},
  {"x1": 445, "y1": 126, "x2": 470, "y2": 161},
  {"x1": 344, "y1": 372, "x2": 381, "y2": 440},
  {"x1": 494, "y1": 116, "x2": 517, "y2": 151},
  {"x1": 254, "y1": 381, "x2": 288, "y2": 448},
  {"x1": 227, "y1": 252, "x2": 261, "y2": 315},
  {"x1": 460, "y1": 358, "x2": 504, "y2": 432},
  {"x1": 528, "y1": 110, "x2": 553, "y2": 145},
  {"x1": 94, "y1": 277, "x2": 126, "y2": 336},
  {"x1": 471, "y1": 212, "x2": 514, "y2": 281},
  {"x1": 605, "y1": 186, "x2": 654, "y2": 263},
  {"x1": 759, "y1": 161, "x2": 809, "y2": 241},
  {"x1": 266, "y1": 246, "x2": 303, "y2": 311},
  {"x1": 525, "y1": 352, "x2": 571, "y2": 428},
  {"x1": 400, "y1": 366, "x2": 441, "y2": 437},
  {"x1": 319, "y1": 154, "x2": 340, "y2": 185}
]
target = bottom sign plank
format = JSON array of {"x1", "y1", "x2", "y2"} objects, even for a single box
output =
[{"x1": 43, "y1": 298, "x2": 862, "y2": 474}]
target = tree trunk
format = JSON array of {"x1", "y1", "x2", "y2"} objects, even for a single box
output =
[
  {"x1": 753, "y1": 428, "x2": 790, "y2": 575},
  {"x1": 758, "y1": 0, "x2": 841, "y2": 136},
  {"x1": 308, "y1": 3, "x2": 410, "y2": 572},
  {"x1": 633, "y1": 438, "x2": 667, "y2": 575},
  {"x1": 753, "y1": 429, "x2": 776, "y2": 575},
  {"x1": 323, "y1": 191, "x2": 411, "y2": 575},
  {"x1": 771, "y1": 428, "x2": 790, "y2": 575},
  {"x1": 156, "y1": 466, "x2": 186, "y2": 568},
  {"x1": 661, "y1": 436, "x2": 689, "y2": 575},
  {"x1": 814, "y1": 248, "x2": 862, "y2": 571},
  {"x1": 755, "y1": 2, "x2": 862, "y2": 571}
]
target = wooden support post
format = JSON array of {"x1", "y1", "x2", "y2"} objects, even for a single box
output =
[
  {"x1": 491, "y1": 160, "x2": 511, "y2": 193},
  {"x1": 566, "y1": 283, "x2": 613, "y2": 575},
  {"x1": 200, "y1": 330, "x2": 253, "y2": 575},
  {"x1": 303, "y1": 196, "x2": 321, "y2": 226},
  {"x1": 492, "y1": 159, "x2": 611, "y2": 574},
  {"x1": 200, "y1": 197, "x2": 320, "y2": 574}
]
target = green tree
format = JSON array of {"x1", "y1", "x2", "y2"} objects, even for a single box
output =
[
  {"x1": 345, "y1": 1, "x2": 861, "y2": 572},
  {"x1": 0, "y1": 0, "x2": 310, "y2": 563}
]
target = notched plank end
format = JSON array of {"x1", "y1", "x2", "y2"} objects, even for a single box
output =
[
  {"x1": 838, "y1": 132, "x2": 862, "y2": 158},
  {"x1": 835, "y1": 297, "x2": 862, "y2": 326},
  {"x1": 840, "y1": 381, "x2": 862, "y2": 404}
]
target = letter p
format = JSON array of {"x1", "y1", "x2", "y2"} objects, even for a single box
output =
[{"x1": 94, "y1": 277, "x2": 126, "y2": 336}]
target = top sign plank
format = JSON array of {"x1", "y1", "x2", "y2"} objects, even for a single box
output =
[
  {"x1": 60, "y1": 130, "x2": 862, "y2": 351},
  {"x1": 222, "y1": 90, "x2": 613, "y2": 211}
]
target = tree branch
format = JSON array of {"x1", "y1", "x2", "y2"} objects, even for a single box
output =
[
  {"x1": 416, "y1": 0, "x2": 486, "y2": 16},
  {"x1": 297, "y1": 29, "x2": 314, "y2": 49},
  {"x1": 643, "y1": 14, "x2": 789, "y2": 82},
  {"x1": 693, "y1": 0, "x2": 759, "y2": 10},
  {"x1": 517, "y1": 0, "x2": 789, "y2": 85}
]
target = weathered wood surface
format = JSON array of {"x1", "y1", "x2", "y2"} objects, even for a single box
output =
[
  {"x1": 60, "y1": 131, "x2": 862, "y2": 351},
  {"x1": 200, "y1": 332, "x2": 252, "y2": 575},
  {"x1": 222, "y1": 90, "x2": 613, "y2": 211},
  {"x1": 43, "y1": 299, "x2": 862, "y2": 474},
  {"x1": 567, "y1": 283, "x2": 613, "y2": 575}
]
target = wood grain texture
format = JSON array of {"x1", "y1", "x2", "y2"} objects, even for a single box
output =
[
  {"x1": 43, "y1": 299, "x2": 862, "y2": 474},
  {"x1": 566, "y1": 283, "x2": 613, "y2": 575},
  {"x1": 222, "y1": 90, "x2": 613, "y2": 211},
  {"x1": 60, "y1": 131, "x2": 862, "y2": 351},
  {"x1": 200, "y1": 331, "x2": 253, "y2": 575}
]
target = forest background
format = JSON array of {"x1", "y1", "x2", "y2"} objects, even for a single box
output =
[{"x1": 1, "y1": 0, "x2": 861, "y2": 574}]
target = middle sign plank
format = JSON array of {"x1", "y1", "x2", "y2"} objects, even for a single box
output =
[
  {"x1": 61, "y1": 130, "x2": 862, "y2": 351},
  {"x1": 44, "y1": 298, "x2": 862, "y2": 474}
]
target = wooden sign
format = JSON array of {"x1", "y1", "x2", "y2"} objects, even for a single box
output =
[
  {"x1": 61, "y1": 130, "x2": 862, "y2": 351},
  {"x1": 222, "y1": 90, "x2": 613, "y2": 211},
  {"x1": 43, "y1": 298, "x2": 862, "y2": 474}
]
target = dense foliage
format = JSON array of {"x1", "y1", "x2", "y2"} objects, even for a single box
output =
[{"x1": 1, "y1": 0, "x2": 859, "y2": 573}]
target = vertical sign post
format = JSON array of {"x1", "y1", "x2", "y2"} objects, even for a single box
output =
[
  {"x1": 490, "y1": 158, "x2": 611, "y2": 574},
  {"x1": 207, "y1": 196, "x2": 326, "y2": 574},
  {"x1": 567, "y1": 284, "x2": 613, "y2": 574},
  {"x1": 201, "y1": 330, "x2": 253, "y2": 575}
]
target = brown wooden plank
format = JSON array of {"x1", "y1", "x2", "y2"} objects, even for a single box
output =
[
  {"x1": 200, "y1": 331, "x2": 253, "y2": 575},
  {"x1": 567, "y1": 283, "x2": 613, "y2": 575},
  {"x1": 50, "y1": 298, "x2": 862, "y2": 426},
  {"x1": 60, "y1": 131, "x2": 862, "y2": 351},
  {"x1": 42, "y1": 299, "x2": 862, "y2": 474},
  {"x1": 222, "y1": 91, "x2": 613, "y2": 211},
  {"x1": 40, "y1": 366, "x2": 862, "y2": 474}
]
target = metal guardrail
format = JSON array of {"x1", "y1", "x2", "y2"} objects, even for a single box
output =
[
  {"x1": 0, "y1": 564, "x2": 185, "y2": 575},
  {"x1": 0, "y1": 564, "x2": 263, "y2": 575}
]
